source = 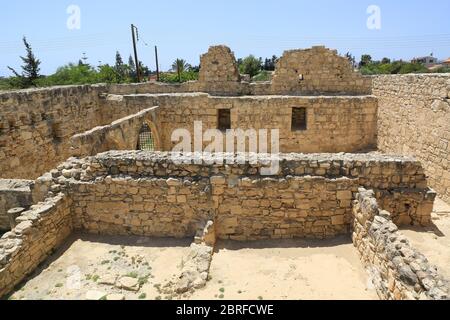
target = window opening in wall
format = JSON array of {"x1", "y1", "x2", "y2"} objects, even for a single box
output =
[
  {"x1": 292, "y1": 107, "x2": 307, "y2": 131},
  {"x1": 137, "y1": 123, "x2": 155, "y2": 151},
  {"x1": 218, "y1": 109, "x2": 231, "y2": 131}
]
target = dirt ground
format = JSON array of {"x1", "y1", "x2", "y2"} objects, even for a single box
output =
[
  {"x1": 401, "y1": 198, "x2": 450, "y2": 280},
  {"x1": 190, "y1": 236, "x2": 378, "y2": 300},
  {"x1": 8, "y1": 234, "x2": 192, "y2": 300},
  {"x1": 8, "y1": 234, "x2": 377, "y2": 300}
]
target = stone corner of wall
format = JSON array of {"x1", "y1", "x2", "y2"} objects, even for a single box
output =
[{"x1": 352, "y1": 188, "x2": 449, "y2": 300}]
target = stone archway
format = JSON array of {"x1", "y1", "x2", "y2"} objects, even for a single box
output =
[{"x1": 136, "y1": 121, "x2": 161, "y2": 151}]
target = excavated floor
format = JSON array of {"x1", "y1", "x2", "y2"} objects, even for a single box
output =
[
  {"x1": 190, "y1": 236, "x2": 378, "y2": 300},
  {"x1": 8, "y1": 198, "x2": 450, "y2": 301},
  {"x1": 8, "y1": 234, "x2": 378, "y2": 300}
]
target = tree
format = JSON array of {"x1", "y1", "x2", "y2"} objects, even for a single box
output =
[
  {"x1": 345, "y1": 52, "x2": 356, "y2": 68},
  {"x1": 359, "y1": 54, "x2": 373, "y2": 67},
  {"x1": 263, "y1": 55, "x2": 278, "y2": 71},
  {"x1": 172, "y1": 58, "x2": 189, "y2": 82},
  {"x1": 7, "y1": 37, "x2": 41, "y2": 88},
  {"x1": 239, "y1": 55, "x2": 262, "y2": 78},
  {"x1": 114, "y1": 51, "x2": 127, "y2": 82},
  {"x1": 381, "y1": 57, "x2": 391, "y2": 64}
]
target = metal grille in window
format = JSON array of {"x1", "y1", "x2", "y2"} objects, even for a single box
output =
[{"x1": 138, "y1": 123, "x2": 155, "y2": 151}]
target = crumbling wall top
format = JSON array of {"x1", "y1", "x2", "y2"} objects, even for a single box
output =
[
  {"x1": 198, "y1": 45, "x2": 240, "y2": 83},
  {"x1": 271, "y1": 46, "x2": 371, "y2": 95}
]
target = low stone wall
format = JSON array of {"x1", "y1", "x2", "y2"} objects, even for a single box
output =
[
  {"x1": 352, "y1": 188, "x2": 448, "y2": 300},
  {"x1": 27, "y1": 152, "x2": 432, "y2": 241},
  {"x1": 0, "y1": 179, "x2": 34, "y2": 231},
  {"x1": 373, "y1": 74, "x2": 450, "y2": 203},
  {"x1": 215, "y1": 176, "x2": 357, "y2": 240},
  {"x1": 71, "y1": 176, "x2": 212, "y2": 237},
  {"x1": 70, "y1": 106, "x2": 161, "y2": 158},
  {"x1": 0, "y1": 194, "x2": 73, "y2": 297}
]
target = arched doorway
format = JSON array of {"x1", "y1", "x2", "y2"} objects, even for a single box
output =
[{"x1": 137, "y1": 123, "x2": 155, "y2": 151}]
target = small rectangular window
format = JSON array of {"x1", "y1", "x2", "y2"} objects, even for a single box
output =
[
  {"x1": 292, "y1": 107, "x2": 307, "y2": 131},
  {"x1": 218, "y1": 109, "x2": 231, "y2": 131}
]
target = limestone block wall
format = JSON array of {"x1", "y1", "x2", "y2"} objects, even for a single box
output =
[
  {"x1": 0, "y1": 179, "x2": 34, "y2": 231},
  {"x1": 71, "y1": 177, "x2": 213, "y2": 237},
  {"x1": 0, "y1": 85, "x2": 107, "y2": 179},
  {"x1": 215, "y1": 176, "x2": 357, "y2": 240},
  {"x1": 0, "y1": 194, "x2": 73, "y2": 297},
  {"x1": 373, "y1": 74, "x2": 450, "y2": 203},
  {"x1": 198, "y1": 45, "x2": 240, "y2": 83},
  {"x1": 58, "y1": 152, "x2": 435, "y2": 235},
  {"x1": 352, "y1": 188, "x2": 448, "y2": 300},
  {"x1": 70, "y1": 106, "x2": 161, "y2": 158},
  {"x1": 271, "y1": 46, "x2": 372, "y2": 95},
  {"x1": 123, "y1": 93, "x2": 378, "y2": 153},
  {"x1": 105, "y1": 45, "x2": 371, "y2": 96}
]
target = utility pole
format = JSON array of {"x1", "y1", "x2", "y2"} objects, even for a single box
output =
[
  {"x1": 131, "y1": 24, "x2": 141, "y2": 82},
  {"x1": 155, "y1": 46, "x2": 160, "y2": 82}
]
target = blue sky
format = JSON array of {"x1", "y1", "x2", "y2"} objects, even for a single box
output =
[{"x1": 1, "y1": 0, "x2": 449, "y2": 76}]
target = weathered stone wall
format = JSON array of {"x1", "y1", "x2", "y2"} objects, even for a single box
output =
[
  {"x1": 0, "y1": 194, "x2": 73, "y2": 297},
  {"x1": 39, "y1": 152, "x2": 434, "y2": 240},
  {"x1": 271, "y1": 46, "x2": 372, "y2": 95},
  {"x1": 199, "y1": 45, "x2": 240, "y2": 83},
  {"x1": 122, "y1": 93, "x2": 378, "y2": 153},
  {"x1": 105, "y1": 45, "x2": 371, "y2": 96},
  {"x1": 70, "y1": 107, "x2": 161, "y2": 158},
  {"x1": 373, "y1": 74, "x2": 450, "y2": 203},
  {"x1": 0, "y1": 85, "x2": 107, "y2": 179},
  {"x1": 352, "y1": 188, "x2": 448, "y2": 300},
  {"x1": 0, "y1": 179, "x2": 34, "y2": 231},
  {"x1": 71, "y1": 176, "x2": 212, "y2": 237},
  {"x1": 215, "y1": 176, "x2": 357, "y2": 240}
]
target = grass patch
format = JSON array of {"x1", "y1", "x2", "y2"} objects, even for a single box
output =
[
  {"x1": 55, "y1": 283, "x2": 63, "y2": 288},
  {"x1": 138, "y1": 293, "x2": 147, "y2": 300},
  {"x1": 126, "y1": 271, "x2": 139, "y2": 279}
]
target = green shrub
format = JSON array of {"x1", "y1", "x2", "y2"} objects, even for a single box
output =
[
  {"x1": 252, "y1": 71, "x2": 271, "y2": 82},
  {"x1": 159, "y1": 71, "x2": 198, "y2": 83}
]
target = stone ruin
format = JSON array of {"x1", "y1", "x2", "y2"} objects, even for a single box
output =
[{"x1": 0, "y1": 45, "x2": 449, "y2": 300}]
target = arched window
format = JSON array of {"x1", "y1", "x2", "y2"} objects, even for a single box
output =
[{"x1": 137, "y1": 123, "x2": 155, "y2": 151}]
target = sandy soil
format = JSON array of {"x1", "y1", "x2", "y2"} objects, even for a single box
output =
[
  {"x1": 8, "y1": 233, "x2": 377, "y2": 300},
  {"x1": 401, "y1": 198, "x2": 450, "y2": 280},
  {"x1": 8, "y1": 234, "x2": 191, "y2": 300},
  {"x1": 190, "y1": 236, "x2": 378, "y2": 300}
]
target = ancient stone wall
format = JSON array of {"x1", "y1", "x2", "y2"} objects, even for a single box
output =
[
  {"x1": 0, "y1": 179, "x2": 34, "y2": 231},
  {"x1": 373, "y1": 74, "x2": 450, "y2": 203},
  {"x1": 0, "y1": 194, "x2": 73, "y2": 297},
  {"x1": 0, "y1": 85, "x2": 107, "y2": 179},
  {"x1": 105, "y1": 45, "x2": 371, "y2": 96},
  {"x1": 122, "y1": 93, "x2": 378, "y2": 153},
  {"x1": 352, "y1": 188, "x2": 448, "y2": 300},
  {"x1": 38, "y1": 152, "x2": 433, "y2": 240},
  {"x1": 271, "y1": 46, "x2": 372, "y2": 95},
  {"x1": 198, "y1": 45, "x2": 240, "y2": 83},
  {"x1": 70, "y1": 107, "x2": 161, "y2": 158}
]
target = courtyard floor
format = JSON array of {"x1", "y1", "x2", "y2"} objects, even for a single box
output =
[
  {"x1": 190, "y1": 237, "x2": 378, "y2": 300},
  {"x1": 8, "y1": 234, "x2": 377, "y2": 300},
  {"x1": 8, "y1": 198, "x2": 450, "y2": 301}
]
